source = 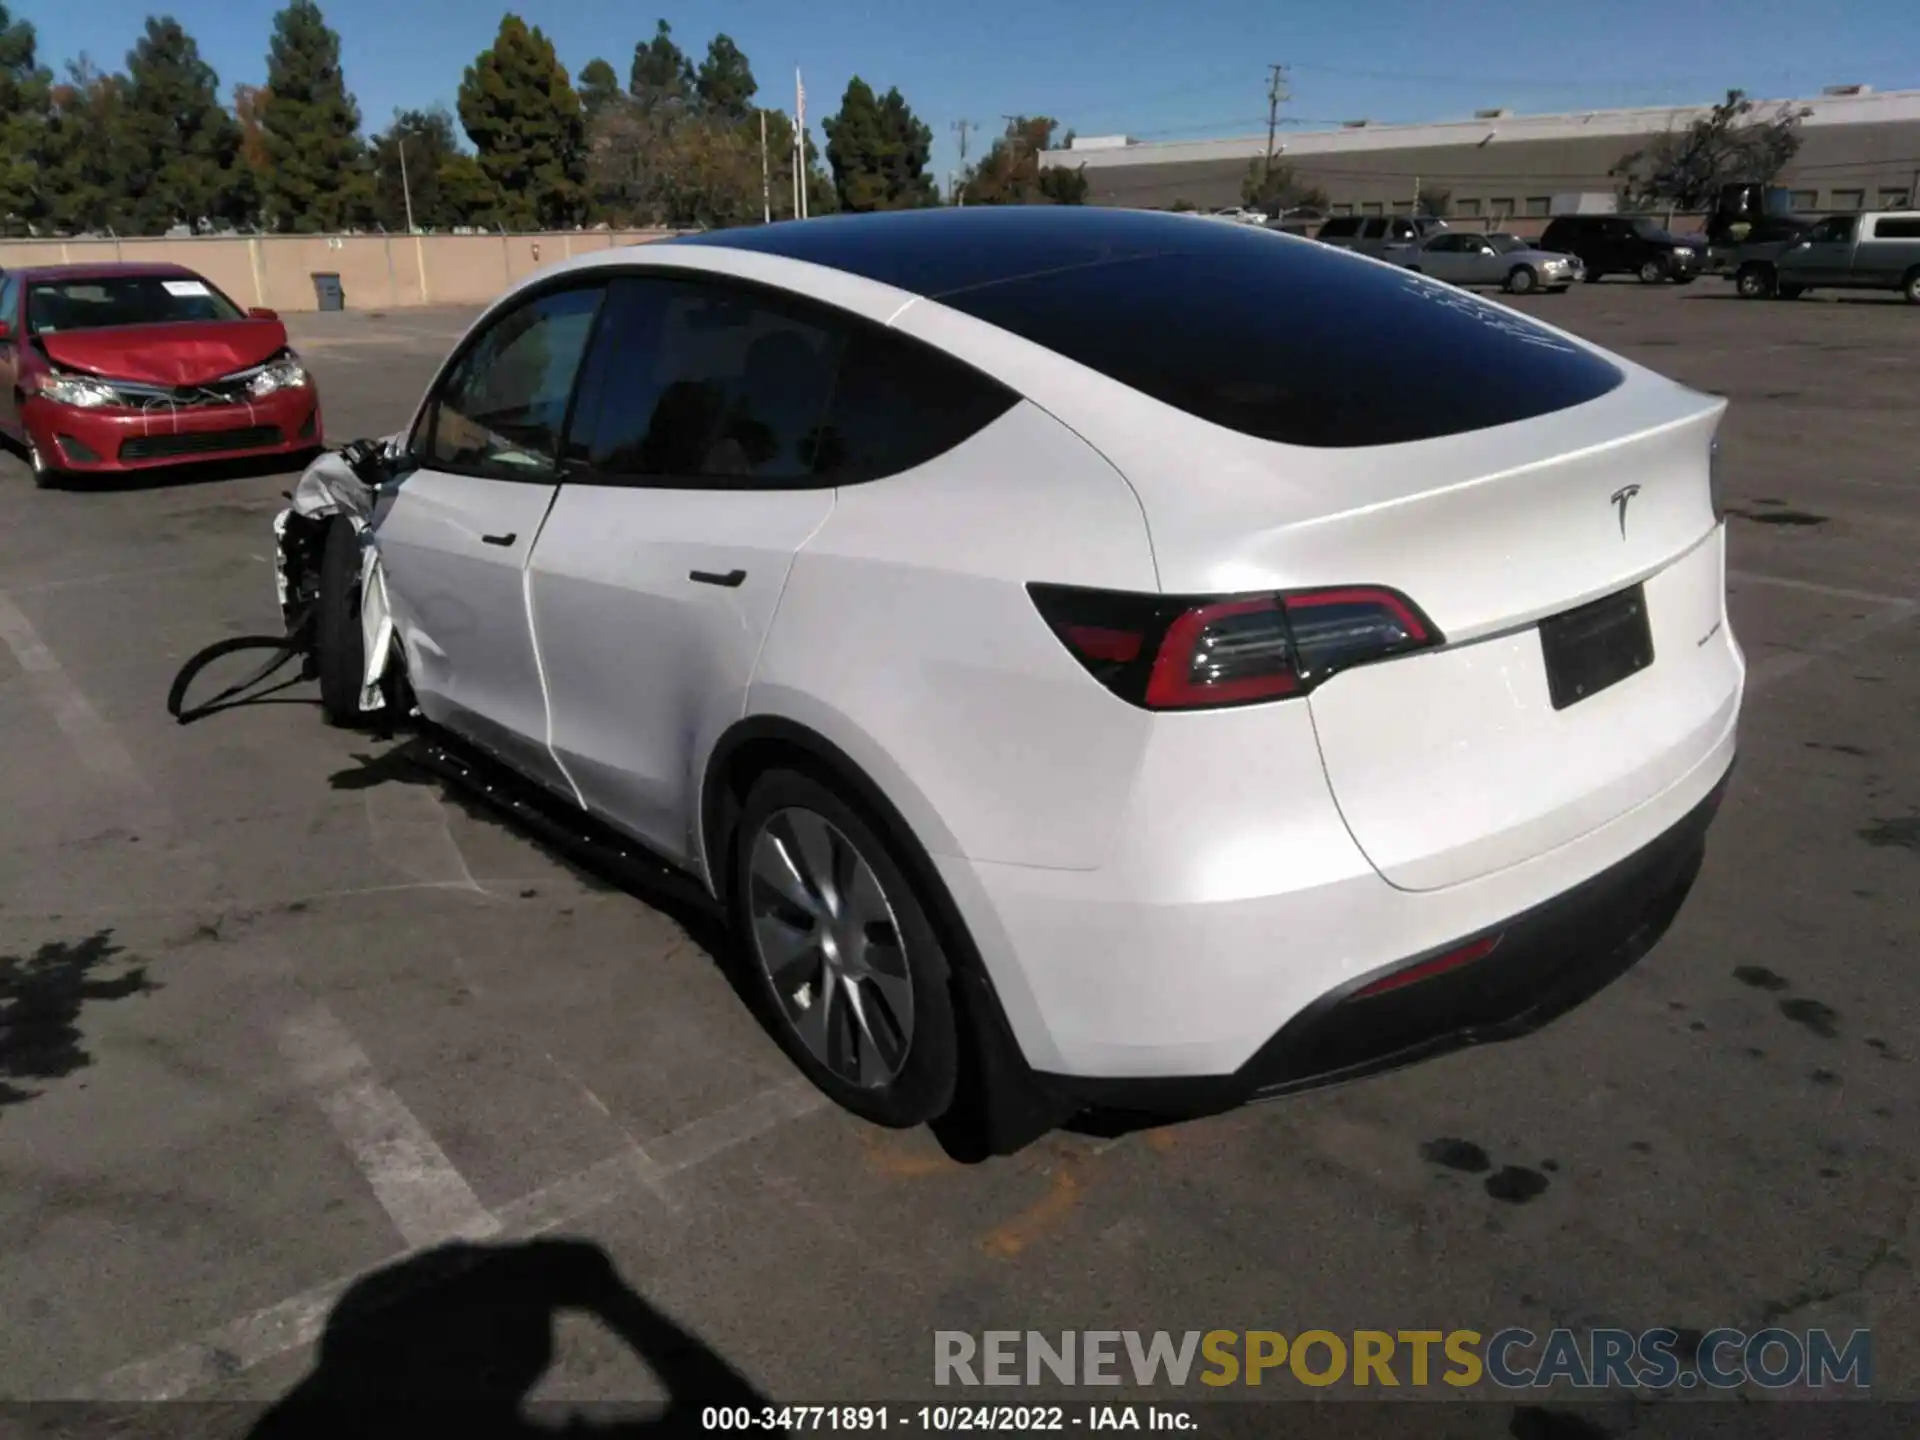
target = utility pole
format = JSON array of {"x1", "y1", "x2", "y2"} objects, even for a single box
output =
[
  {"x1": 952, "y1": 119, "x2": 978, "y2": 205},
  {"x1": 1262, "y1": 63, "x2": 1290, "y2": 201},
  {"x1": 397, "y1": 135, "x2": 417, "y2": 234},
  {"x1": 760, "y1": 111, "x2": 772, "y2": 223}
]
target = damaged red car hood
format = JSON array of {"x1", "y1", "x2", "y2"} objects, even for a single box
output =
[{"x1": 37, "y1": 320, "x2": 289, "y2": 387}]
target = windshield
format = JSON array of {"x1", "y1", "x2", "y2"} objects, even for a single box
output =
[{"x1": 26, "y1": 275, "x2": 246, "y2": 334}]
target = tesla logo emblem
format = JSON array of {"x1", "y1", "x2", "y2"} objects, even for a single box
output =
[{"x1": 1611, "y1": 484, "x2": 1642, "y2": 539}]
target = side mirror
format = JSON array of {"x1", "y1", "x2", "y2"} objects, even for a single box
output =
[{"x1": 248, "y1": 306, "x2": 279, "y2": 321}]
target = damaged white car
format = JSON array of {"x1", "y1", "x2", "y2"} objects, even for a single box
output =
[{"x1": 267, "y1": 208, "x2": 1739, "y2": 1150}]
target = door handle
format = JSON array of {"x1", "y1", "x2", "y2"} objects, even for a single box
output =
[
  {"x1": 481, "y1": 532, "x2": 517, "y2": 547},
  {"x1": 689, "y1": 568, "x2": 747, "y2": 588}
]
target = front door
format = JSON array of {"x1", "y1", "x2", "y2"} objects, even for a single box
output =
[
  {"x1": 374, "y1": 281, "x2": 607, "y2": 790},
  {"x1": 528, "y1": 274, "x2": 844, "y2": 866},
  {"x1": 1787, "y1": 215, "x2": 1859, "y2": 285}
]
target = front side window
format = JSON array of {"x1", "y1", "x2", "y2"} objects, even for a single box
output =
[
  {"x1": 26, "y1": 274, "x2": 244, "y2": 333},
  {"x1": 1806, "y1": 216, "x2": 1858, "y2": 244},
  {"x1": 428, "y1": 284, "x2": 605, "y2": 478}
]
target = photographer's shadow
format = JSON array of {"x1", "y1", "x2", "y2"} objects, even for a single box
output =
[{"x1": 248, "y1": 1238, "x2": 771, "y2": 1439}]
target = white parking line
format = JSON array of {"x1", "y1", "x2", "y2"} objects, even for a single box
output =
[
  {"x1": 278, "y1": 1004, "x2": 500, "y2": 1248},
  {"x1": 71, "y1": 1079, "x2": 827, "y2": 1401},
  {"x1": 0, "y1": 590, "x2": 150, "y2": 796},
  {"x1": 1729, "y1": 570, "x2": 1915, "y2": 607}
]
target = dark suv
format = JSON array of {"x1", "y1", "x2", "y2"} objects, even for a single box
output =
[{"x1": 1539, "y1": 216, "x2": 1701, "y2": 284}]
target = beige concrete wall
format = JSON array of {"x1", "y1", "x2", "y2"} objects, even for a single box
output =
[{"x1": 0, "y1": 230, "x2": 679, "y2": 312}]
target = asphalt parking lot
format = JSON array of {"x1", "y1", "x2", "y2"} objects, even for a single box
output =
[{"x1": 0, "y1": 281, "x2": 1914, "y2": 1428}]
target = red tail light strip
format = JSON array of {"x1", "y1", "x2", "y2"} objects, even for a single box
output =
[{"x1": 1352, "y1": 934, "x2": 1503, "y2": 999}]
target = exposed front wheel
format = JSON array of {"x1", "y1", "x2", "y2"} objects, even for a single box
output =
[
  {"x1": 1638, "y1": 258, "x2": 1669, "y2": 284},
  {"x1": 1903, "y1": 268, "x2": 1920, "y2": 305},
  {"x1": 732, "y1": 768, "x2": 959, "y2": 1127},
  {"x1": 1736, "y1": 265, "x2": 1776, "y2": 300},
  {"x1": 315, "y1": 515, "x2": 372, "y2": 726},
  {"x1": 1504, "y1": 265, "x2": 1538, "y2": 295}
]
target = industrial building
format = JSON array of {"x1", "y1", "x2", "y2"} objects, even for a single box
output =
[{"x1": 1041, "y1": 84, "x2": 1920, "y2": 220}]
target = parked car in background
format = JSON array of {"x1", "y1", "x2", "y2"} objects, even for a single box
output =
[
  {"x1": 0, "y1": 262, "x2": 321, "y2": 489},
  {"x1": 1315, "y1": 214, "x2": 1449, "y2": 262},
  {"x1": 1404, "y1": 231, "x2": 1584, "y2": 293},
  {"x1": 1732, "y1": 212, "x2": 1920, "y2": 302},
  {"x1": 1539, "y1": 216, "x2": 1701, "y2": 284},
  {"x1": 283, "y1": 207, "x2": 1739, "y2": 1143}
]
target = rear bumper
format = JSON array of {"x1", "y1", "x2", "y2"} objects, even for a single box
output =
[
  {"x1": 1036, "y1": 767, "x2": 1728, "y2": 1118},
  {"x1": 23, "y1": 388, "x2": 322, "y2": 472}
]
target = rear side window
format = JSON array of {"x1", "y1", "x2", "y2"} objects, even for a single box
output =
[
  {"x1": 811, "y1": 326, "x2": 1017, "y2": 483},
  {"x1": 568, "y1": 275, "x2": 843, "y2": 484},
  {"x1": 1871, "y1": 216, "x2": 1920, "y2": 239},
  {"x1": 936, "y1": 236, "x2": 1624, "y2": 448}
]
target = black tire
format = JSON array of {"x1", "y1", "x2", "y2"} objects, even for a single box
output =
[
  {"x1": 24, "y1": 434, "x2": 62, "y2": 490},
  {"x1": 1903, "y1": 268, "x2": 1920, "y2": 305},
  {"x1": 315, "y1": 514, "x2": 369, "y2": 727},
  {"x1": 1504, "y1": 265, "x2": 1538, "y2": 295},
  {"x1": 1581, "y1": 270, "x2": 1602, "y2": 283},
  {"x1": 1671, "y1": 273, "x2": 1696, "y2": 285},
  {"x1": 730, "y1": 767, "x2": 959, "y2": 1128},
  {"x1": 1776, "y1": 283, "x2": 1805, "y2": 301},
  {"x1": 1736, "y1": 264, "x2": 1776, "y2": 300},
  {"x1": 1638, "y1": 257, "x2": 1668, "y2": 284}
]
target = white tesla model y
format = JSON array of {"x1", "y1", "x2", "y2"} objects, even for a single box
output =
[{"x1": 325, "y1": 207, "x2": 1742, "y2": 1145}]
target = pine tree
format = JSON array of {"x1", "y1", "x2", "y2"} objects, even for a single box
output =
[
  {"x1": 695, "y1": 35, "x2": 756, "y2": 121},
  {"x1": 260, "y1": 0, "x2": 370, "y2": 231},
  {"x1": 458, "y1": 14, "x2": 588, "y2": 230},
  {"x1": 121, "y1": 16, "x2": 250, "y2": 232},
  {"x1": 628, "y1": 19, "x2": 693, "y2": 111},
  {"x1": 0, "y1": 3, "x2": 51, "y2": 230},
  {"x1": 369, "y1": 107, "x2": 475, "y2": 231},
  {"x1": 39, "y1": 56, "x2": 135, "y2": 234},
  {"x1": 577, "y1": 57, "x2": 620, "y2": 122},
  {"x1": 823, "y1": 78, "x2": 936, "y2": 213}
]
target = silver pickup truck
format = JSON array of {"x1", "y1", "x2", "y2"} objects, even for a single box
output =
[{"x1": 1732, "y1": 211, "x2": 1920, "y2": 303}]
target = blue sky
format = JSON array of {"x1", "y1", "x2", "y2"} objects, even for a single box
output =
[{"x1": 22, "y1": 0, "x2": 1920, "y2": 184}]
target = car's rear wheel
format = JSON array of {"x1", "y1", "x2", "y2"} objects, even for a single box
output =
[
  {"x1": 1638, "y1": 258, "x2": 1669, "y2": 284},
  {"x1": 1504, "y1": 265, "x2": 1538, "y2": 295},
  {"x1": 732, "y1": 768, "x2": 959, "y2": 1128},
  {"x1": 1736, "y1": 264, "x2": 1776, "y2": 300}
]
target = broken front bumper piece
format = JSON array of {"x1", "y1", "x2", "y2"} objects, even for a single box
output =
[{"x1": 274, "y1": 437, "x2": 403, "y2": 715}]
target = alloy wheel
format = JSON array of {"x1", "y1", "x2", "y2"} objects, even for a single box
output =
[{"x1": 746, "y1": 806, "x2": 915, "y2": 1089}]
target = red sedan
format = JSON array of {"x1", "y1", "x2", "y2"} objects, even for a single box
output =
[{"x1": 0, "y1": 262, "x2": 323, "y2": 488}]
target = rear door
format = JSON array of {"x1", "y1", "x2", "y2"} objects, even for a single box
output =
[
  {"x1": 373, "y1": 281, "x2": 606, "y2": 789},
  {"x1": 527, "y1": 273, "x2": 843, "y2": 864}
]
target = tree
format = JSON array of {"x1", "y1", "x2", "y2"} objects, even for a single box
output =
[
  {"x1": 121, "y1": 17, "x2": 251, "y2": 232},
  {"x1": 822, "y1": 78, "x2": 936, "y2": 212},
  {"x1": 960, "y1": 116, "x2": 1086, "y2": 205},
  {"x1": 695, "y1": 34, "x2": 756, "y2": 120},
  {"x1": 0, "y1": 2, "x2": 51, "y2": 230},
  {"x1": 629, "y1": 19, "x2": 693, "y2": 111},
  {"x1": 369, "y1": 106, "x2": 484, "y2": 230},
  {"x1": 259, "y1": 1, "x2": 369, "y2": 231},
  {"x1": 577, "y1": 57, "x2": 619, "y2": 121},
  {"x1": 234, "y1": 82, "x2": 271, "y2": 173},
  {"x1": 1240, "y1": 159, "x2": 1327, "y2": 216},
  {"x1": 458, "y1": 14, "x2": 588, "y2": 229},
  {"x1": 38, "y1": 57, "x2": 136, "y2": 233},
  {"x1": 1613, "y1": 89, "x2": 1811, "y2": 211}
]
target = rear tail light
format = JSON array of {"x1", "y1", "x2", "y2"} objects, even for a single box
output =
[
  {"x1": 1351, "y1": 934, "x2": 1502, "y2": 999},
  {"x1": 1029, "y1": 582, "x2": 1440, "y2": 711}
]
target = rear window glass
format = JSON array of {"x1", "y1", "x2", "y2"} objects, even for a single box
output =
[
  {"x1": 936, "y1": 236, "x2": 1624, "y2": 448},
  {"x1": 26, "y1": 275, "x2": 244, "y2": 332}
]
